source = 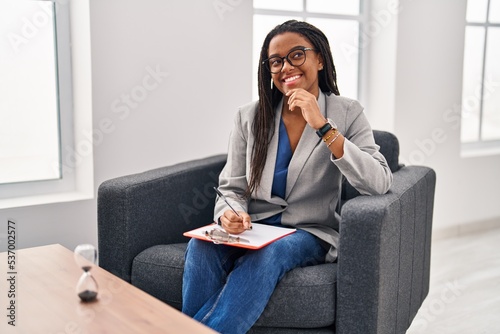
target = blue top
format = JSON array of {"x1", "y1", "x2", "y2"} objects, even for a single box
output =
[{"x1": 261, "y1": 117, "x2": 293, "y2": 225}]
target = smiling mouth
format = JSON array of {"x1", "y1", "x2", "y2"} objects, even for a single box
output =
[{"x1": 283, "y1": 74, "x2": 302, "y2": 83}]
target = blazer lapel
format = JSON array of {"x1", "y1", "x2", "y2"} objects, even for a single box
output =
[
  {"x1": 285, "y1": 91, "x2": 327, "y2": 198},
  {"x1": 285, "y1": 126, "x2": 321, "y2": 198}
]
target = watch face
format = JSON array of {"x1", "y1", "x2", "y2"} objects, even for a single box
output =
[
  {"x1": 323, "y1": 122, "x2": 333, "y2": 132},
  {"x1": 316, "y1": 122, "x2": 332, "y2": 137},
  {"x1": 316, "y1": 119, "x2": 338, "y2": 137}
]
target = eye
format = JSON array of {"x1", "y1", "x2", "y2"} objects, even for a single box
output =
[
  {"x1": 290, "y1": 50, "x2": 305, "y2": 60},
  {"x1": 268, "y1": 57, "x2": 282, "y2": 68}
]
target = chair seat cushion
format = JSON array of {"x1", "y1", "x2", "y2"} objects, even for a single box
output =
[
  {"x1": 132, "y1": 243, "x2": 186, "y2": 310},
  {"x1": 132, "y1": 243, "x2": 337, "y2": 329}
]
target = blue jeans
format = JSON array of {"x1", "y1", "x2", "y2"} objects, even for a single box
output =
[{"x1": 182, "y1": 229, "x2": 327, "y2": 334}]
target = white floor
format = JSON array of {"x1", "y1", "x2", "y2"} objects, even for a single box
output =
[{"x1": 406, "y1": 226, "x2": 500, "y2": 334}]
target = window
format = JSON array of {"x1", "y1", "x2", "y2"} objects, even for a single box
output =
[
  {"x1": 253, "y1": 0, "x2": 364, "y2": 100},
  {"x1": 461, "y1": 0, "x2": 500, "y2": 150},
  {"x1": 1, "y1": 0, "x2": 61, "y2": 185},
  {"x1": 0, "y1": 0, "x2": 94, "y2": 209}
]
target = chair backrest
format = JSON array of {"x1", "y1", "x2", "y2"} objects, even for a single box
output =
[
  {"x1": 373, "y1": 130, "x2": 400, "y2": 173},
  {"x1": 341, "y1": 130, "x2": 400, "y2": 201}
]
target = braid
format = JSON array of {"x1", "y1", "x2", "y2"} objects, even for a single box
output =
[
  {"x1": 246, "y1": 20, "x2": 339, "y2": 197},
  {"x1": 295, "y1": 24, "x2": 340, "y2": 96}
]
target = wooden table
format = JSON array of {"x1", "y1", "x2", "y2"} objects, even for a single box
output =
[{"x1": 0, "y1": 244, "x2": 217, "y2": 334}]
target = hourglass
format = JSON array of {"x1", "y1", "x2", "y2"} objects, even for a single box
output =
[{"x1": 74, "y1": 244, "x2": 99, "y2": 302}]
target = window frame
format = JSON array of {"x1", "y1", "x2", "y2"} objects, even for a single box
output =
[
  {"x1": 0, "y1": 0, "x2": 94, "y2": 209},
  {"x1": 461, "y1": 0, "x2": 500, "y2": 155}
]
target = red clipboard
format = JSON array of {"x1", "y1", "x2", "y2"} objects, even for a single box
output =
[{"x1": 183, "y1": 223, "x2": 296, "y2": 250}]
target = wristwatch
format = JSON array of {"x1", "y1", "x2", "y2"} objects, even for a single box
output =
[{"x1": 316, "y1": 118, "x2": 337, "y2": 138}]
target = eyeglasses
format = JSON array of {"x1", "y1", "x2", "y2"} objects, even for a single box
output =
[
  {"x1": 204, "y1": 228, "x2": 249, "y2": 244},
  {"x1": 263, "y1": 47, "x2": 317, "y2": 74}
]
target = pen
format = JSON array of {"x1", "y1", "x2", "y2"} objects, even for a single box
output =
[
  {"x1": 213, "y1": 187, "x2": 240, "y2": 217},
  {"x1": 213, "y1": 187, "x2": 252, "y2": 230}
]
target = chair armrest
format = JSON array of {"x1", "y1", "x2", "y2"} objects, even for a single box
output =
[
  {"x1": 336, "y1": 166, "x2": 436, "y2": 334},
  {"x1": 97, "y1": 155, "x2": 227, "y2": 282}
]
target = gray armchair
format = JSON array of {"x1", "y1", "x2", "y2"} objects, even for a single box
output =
[{"x1": 98, "y1": 130, "x2": 436, "y2": 333}]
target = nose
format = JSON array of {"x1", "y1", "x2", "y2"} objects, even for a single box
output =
[{"x1": 281, "y1": 58, "x2": 295, "y2": 72}]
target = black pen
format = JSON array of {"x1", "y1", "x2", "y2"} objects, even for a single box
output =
[
  {"x1": 213, "y1": 187, "x2": 240, "y2": 217},
  {"x1": 213, "y1": 187, "x2": 252, "y2": 230}
]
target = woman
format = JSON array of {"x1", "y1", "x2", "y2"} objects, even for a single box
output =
[{"x1": 182, "y1": 20, "x2": 392, "y2": 333}]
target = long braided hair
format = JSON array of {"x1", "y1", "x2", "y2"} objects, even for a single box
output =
[{"x1": 246, "y1": 20, "x2": 340, "y2": 197}]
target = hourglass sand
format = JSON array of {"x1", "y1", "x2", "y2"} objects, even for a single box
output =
[{"x1": 74, "y1": 244, "x2": 99, "y2": 302}]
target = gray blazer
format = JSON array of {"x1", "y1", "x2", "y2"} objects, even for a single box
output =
[{"x1": 214, "y1": 91, "x2": 393, "y2": 262}]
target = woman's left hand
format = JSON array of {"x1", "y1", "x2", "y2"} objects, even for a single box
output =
[{"x1": 285, "y1": 88, "x2": 326, "y2": 129}]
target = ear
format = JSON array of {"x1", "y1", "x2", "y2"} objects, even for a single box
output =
[{"x1": 317, "y1": 53, "x2": 324, "y2": 70}]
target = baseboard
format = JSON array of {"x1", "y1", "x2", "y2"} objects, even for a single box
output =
[{"x1": 432, "y1": 217, "x2": 500, "y2": 240}]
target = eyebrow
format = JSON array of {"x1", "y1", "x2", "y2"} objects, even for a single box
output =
[{"x1": 267, "y1": 45, "x2": 308, "y2": 58}]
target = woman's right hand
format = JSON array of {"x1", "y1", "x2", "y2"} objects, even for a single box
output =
[{"x1": 219, "y1": 210, "x2": 252, "y2": 235}]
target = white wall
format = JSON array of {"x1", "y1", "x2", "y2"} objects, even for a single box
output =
[
  {"x1": 2, "y1": 0, "x2": 500, "y2": 252},
  {"x1": 0, "y1": 0, "x2": 252, "y2": 251},
  {"x1": 365, "y1": 0, "x2": 500, "y2": 235}
]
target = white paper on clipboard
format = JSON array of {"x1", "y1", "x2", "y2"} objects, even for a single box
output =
[{"x1": 184, "y1": 223, "x2": 296, "y2": 249}]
